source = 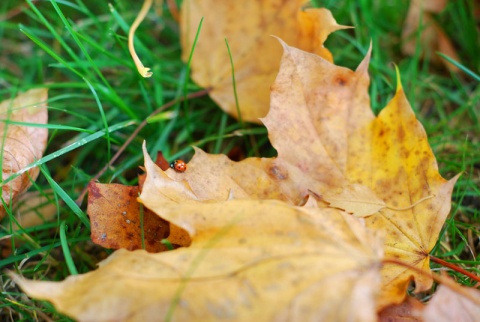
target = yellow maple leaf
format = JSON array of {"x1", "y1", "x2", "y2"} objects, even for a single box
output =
[
  {"x1": 181, "y1": 0, "x2": 349, "y2": 123},
  {"x1": 262, "y1": 41, "x2": 459, "y2": 307},
  {"x1": 13, "y1": 181, "x2": 384, "y2": 321}
]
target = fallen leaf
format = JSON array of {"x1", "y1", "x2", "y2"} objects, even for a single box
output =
[
  {"x1": 87, "y1": 181, "x2": 170, "y2": 252},
  {"x1": 0, "y1": 190, "x2": 58, "y2": 259},
  {"x1": 0, "y1": 88, "x2": 48, "y2": 220},
  {"x1": 378, "y1": 296, "x2": 424, "y2": 322},
  {"x1": 262, "y1": 41, "x2": 459, "y2": 308},
  {"x1": 181, "y1": 2, "x2": 349, "y2": 122},
  {"x1": 11, "y1": 190, "x2": 58, "y2": 230},
  {"x1": 13, "y1": 193, "x2": 384, "y2": 321},
  {"x1": 402, "y1": 0, "x2": 460, "y2": 72},
  {"x1": 421, "y1": 284, "x2": 480, "y2": 322}
]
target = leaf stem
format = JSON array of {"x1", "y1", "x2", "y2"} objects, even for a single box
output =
[
  {"x1": 386, "y1": 195, "x2": 435, "y2": 211},
  {"x1": 430, "y1": 255, "x2": 480, "y2": 284}
]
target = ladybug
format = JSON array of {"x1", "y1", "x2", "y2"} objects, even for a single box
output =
[{"x1": 170, "y1": 159, "x2": 187, "y2": 172}]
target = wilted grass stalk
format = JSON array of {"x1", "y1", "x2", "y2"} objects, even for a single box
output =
[{"x1": 128, "y1": 0, "x2": 153, "y2": 78}]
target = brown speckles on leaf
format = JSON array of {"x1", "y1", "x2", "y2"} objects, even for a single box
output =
[
  {"x1": 397, "y1": 126, "x2": 406, "y2": 140},
  {"x1": 88, "y1": 182, "x2": 169, "y2": 253}
]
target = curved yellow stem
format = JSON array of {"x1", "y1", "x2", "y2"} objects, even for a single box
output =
[{"x1": 128, "y1": 0, "x2": 153, "y2": 78}]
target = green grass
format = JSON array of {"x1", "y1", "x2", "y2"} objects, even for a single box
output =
[{"x1": 0, "y1": 0, "x2": 478, "y2": 320}]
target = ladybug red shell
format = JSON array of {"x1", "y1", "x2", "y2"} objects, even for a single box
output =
[{"x1": 170, "y1": 159, "x2": 187, "y2": 172}]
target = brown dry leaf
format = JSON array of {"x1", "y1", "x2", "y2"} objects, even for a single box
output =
[
  {"x1": 422, "y1": 284, "x2": 480, "y2": 322},
  {"x1": 87, "y1": 181, "x2": 170, "y2": 252},
  {"x1": 13, "y1": 189, "x2": 384, "y2": 321},
  {"x1": 378, "y1": 296, "x2": 424, "y2": 322},
  {"x1": 402, "y1": 0, "x2": 460, "y2": 72},
  {"x1": 0, "y1": 190, "x2": 58, "y2": 259},
  {"x1": 0, "y1": 88, "x2": 48, "y2": 220},
  {"x1": 11, "y1": 190, "x2": 58, "y2": 230},
  {"x1": 181, "y1": 1, "x2": 350, "y2": 123}
]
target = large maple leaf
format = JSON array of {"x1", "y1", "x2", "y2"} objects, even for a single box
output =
[
  {"x1": 14, "y1": 162, "x2": 384, "y2": 320},
  {"x1": 263, "y1": 41, "x2": 458, "y2": 306}
]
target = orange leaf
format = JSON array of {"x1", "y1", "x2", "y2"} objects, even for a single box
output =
[
  {"x1": 88, "y1": 181, "x2": 170, "y2": 252},
  {"x1": 378, "y1": 296, "x2": 424, "y2": 322},
  {"x1": 0, "y1": 88, "x2": 48, "y2": 219}
]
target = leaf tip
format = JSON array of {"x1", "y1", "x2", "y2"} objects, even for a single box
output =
[
  {"x1": 356, "y1": 41, "x2": 373, "y2": 74},
  {"x1": 142, "y1": 141, "x2": 155, "y2": 170},
  {"x1": 270, "y1": 35, "x2": 288, "y2": 50}
]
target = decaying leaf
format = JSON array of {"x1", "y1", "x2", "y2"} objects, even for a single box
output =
[
  {"x1": 402, "y1": 0, "x2": 460, "y2": 71},
  {"x1": 378, "y1": 296, "x2": 424, "y2": 322},
  {"x1": 0, "y1": 88, "x2": 48, "y2": 220},
  {"x1": 13, "y1": 164, "x2": 384, "y2": 321},
  {"x1": 87, "y1": 182, "x2": 170, "y2": 252},
  {"x1": 422, "y1": 284, "x2": 480, "y2": 322},
  {"x1": 11, "y1": 190, "x2": 58, "y2": 230},
  {"x1": 181, "y1": 1, "x2": 349, "y2": 123}
]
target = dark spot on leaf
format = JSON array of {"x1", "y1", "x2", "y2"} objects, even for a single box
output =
[
  {"x1": 334, "y1": 76, "x2": 348, "y2": 86},
  {"x1": 88, "y1": 182, "x2": 102, "y2": 200},
  {"x1": 269, "y1": 165, "x2": 288, "y2": 180},
  {"x1": 398, "y1": 126, "x2": 405, "y2": 140}
]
